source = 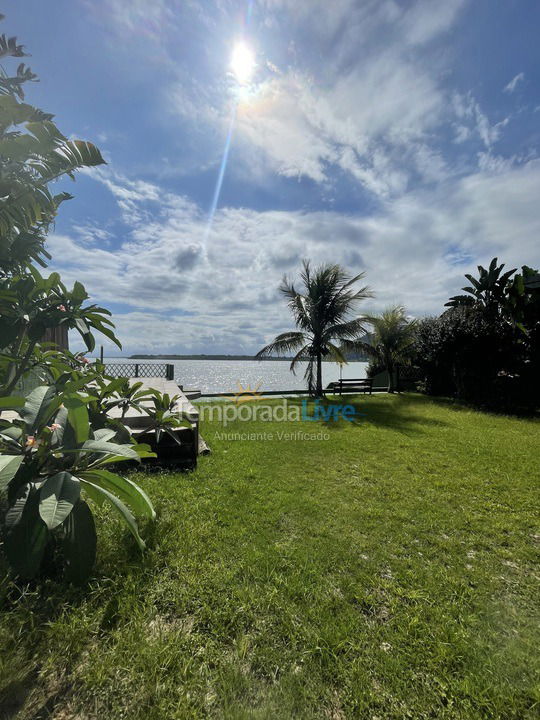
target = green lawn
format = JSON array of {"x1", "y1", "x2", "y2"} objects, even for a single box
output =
[{"x1": 1, "y1": 394, "x2": 539, "y2": 719}]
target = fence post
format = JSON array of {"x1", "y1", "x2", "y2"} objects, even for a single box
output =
[
  {"x1": 166, "y1": 364, "x2": 174, "y2": 381},
  {"x1": 135, "y1": 363, "x2": 139, "y2": 378}
]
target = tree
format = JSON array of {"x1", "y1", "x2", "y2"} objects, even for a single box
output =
[
  {"x1": 445, "y1": 257, "x2": 516, "y2": 314},
  {"x1": 0, "y1": 17, "x2": 105, "y2": 273},
  {"x1": 0, "y1": 18, "x2": 110, "y2": 394},
  {"x1": 412, "y1": 308, "x2": 517, "y2": 402},
  {"x1": 413, "y1": 259, "x2": 540, "y2": 410},
  {"x1": 0, "y1": 20, "x2": 188, "y2": 582},
  {"x1": 350, "y1": 306, "x2": 416, "y2": 392},
  {"x1": 255, "y1": 260, "x2": 372, "y2": 397}
]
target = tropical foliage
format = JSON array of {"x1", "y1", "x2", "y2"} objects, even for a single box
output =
[
  {"x1": 445, "y1": 257, "x2": 516, "y2": 313},
  {"x1": 0, "y1": 17, "x2": 104, "y2": 272},
  {"x1": 0, "y1": 268, "x2": 119, "y2": 396},
  {"x1": 0, "y1": 380, "x2": 156, "y2": 582},
  {"x1": 255, "y1": 260, "x2": 372, "y2": 396},
  {"x1": 0, "y1": 21, "x2": 187, "y2": 582},
  {"x1": 413, "y1": 258, "x2": 540, "y2": 409},
  {"x1": 349, "y1": 306, "x2": 417, "y2": 392}
]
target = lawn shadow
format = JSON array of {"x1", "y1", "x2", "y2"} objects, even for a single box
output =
[
  {"x1": 420, "y1": 393, "x2": 540, "y2": 420},
  {"x1": 309, "y1": 393, "x2": 449, "y2": 435},
  {"x1": 0, "y1": 566, "x2": 90, "y2": 719},
  {"x1": 0, "y1": 526, "x2": 163, "y2": 719}
]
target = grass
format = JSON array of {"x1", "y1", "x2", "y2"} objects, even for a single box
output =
[{"x1": 0, "y1": 393, "x2": 539, "y2": 719}]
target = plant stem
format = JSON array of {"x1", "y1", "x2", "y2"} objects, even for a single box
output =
[{"x1": 4, "y1": 340, "x2": 37, "y2": 395}]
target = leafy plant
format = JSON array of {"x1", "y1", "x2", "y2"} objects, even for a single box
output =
[
  {"x1": 140, "y1": 391, "x2": 192, "y2": 444},
  {"x1": 0, "y1": 382, "x2": 155, "y2": 582},
  {"x1": 0, "y1": 20, "x2": 187, "y2": 582},
  {"x1": 0, "y1": 24, "x2": 105, "y2": 271},
  {"x1": 413, "y1": 258, "x2": 540, "y2": 410},
  {"x1": 0, "y1": 268, "x2": 119, "y2": 395},
  {"x1": 348, "y1": 306, "x2": 417, "y2": 392},
  {"x1": 255, "y1": 260, "x2": 372, "y2": 396},
  {"x1": 445, "y1": 257, "x2": 516, "y2": 314}
]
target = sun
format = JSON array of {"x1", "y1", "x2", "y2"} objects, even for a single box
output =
[{"x1": 230, "y1": 41, "x2": 256, "y2": 85}]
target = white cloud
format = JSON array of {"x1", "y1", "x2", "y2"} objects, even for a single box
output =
[
  {"x1": 55, "y1": 162, "x2": 540, "y2": 354},
  {"x1": 82, "y1": 0, "x2": 513, "y2": 202},
  {"x1": 235, "y1": 47, "x2": 447, "y2": 195},
  {"x1": 62, "y1": 0, "x2": 535, "y2": 356},
  {"x1": 452, "y1": 92, "x2": 508, "y2": 149},
  {"x1": 82, "y1": 0, "x2": 174, "y2": 43},
  {"x1": 504, "y1": 72, "x2": 525, "y2": 94},
  {"x1": 230, "y1": 0, "x2": 506, "y2": 197},
  {"x1": 399, "y1": 0, "x2": 466, "y2": 46}
]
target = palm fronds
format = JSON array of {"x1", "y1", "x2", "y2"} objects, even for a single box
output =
[
  {"x1": 255, "y1": 331, "x2": 307, "y2": 359},
  {"x1": 256, "y1": 259, "x2": 373, "y2": 395}
]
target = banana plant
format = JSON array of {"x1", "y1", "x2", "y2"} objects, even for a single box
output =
[{"x1": 445, "y1": 257, "x2": 517, "y2": 314}]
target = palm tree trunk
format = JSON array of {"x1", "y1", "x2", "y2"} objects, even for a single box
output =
[
  {"x1": 387, "y1": 362, "x2": 395, "y2": 393},
  {"x1": 316, "y1": 352, "x2": 323, "y2": 397}
]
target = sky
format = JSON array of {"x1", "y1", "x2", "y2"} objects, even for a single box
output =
[{"x1": 5, "y1": 0, "x2": 540, "y2": 355}]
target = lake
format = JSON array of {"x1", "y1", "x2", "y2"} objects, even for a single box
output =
[{"x1": 102, "y1": 358, "x2": 369, "y2": 394}]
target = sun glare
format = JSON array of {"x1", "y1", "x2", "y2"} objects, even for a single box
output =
[{"x1": 230, "y1": 41, "x2": 256, "y2": 84}]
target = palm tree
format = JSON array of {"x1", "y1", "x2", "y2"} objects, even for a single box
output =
[
  {"x1": 255, "y1": 260, "x2": 372, "y2": 397},
  {"x1": 348, "y1": 306, "x2": 416, "y2": 393}
]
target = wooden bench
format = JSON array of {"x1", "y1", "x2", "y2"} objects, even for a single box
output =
[{"x1": 328, "y1": 377, "x2": 373, "y2": 395}]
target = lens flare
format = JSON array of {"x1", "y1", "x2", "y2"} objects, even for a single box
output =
[{"x1": 230, "y1": 41, "x2": 256, "y2": 84}]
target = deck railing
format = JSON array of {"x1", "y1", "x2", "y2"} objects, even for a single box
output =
[{"x1": 103, "y1": 363, "x2": 175, "y2": 380}]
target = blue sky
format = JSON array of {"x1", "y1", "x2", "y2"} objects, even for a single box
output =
[{"x1": 6, "y1": 0, "x2": 540, "y2": 354}]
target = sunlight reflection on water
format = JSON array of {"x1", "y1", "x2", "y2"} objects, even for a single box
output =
[{"x1": 101, "y1": 359, "x2": 368, "y2": 393}]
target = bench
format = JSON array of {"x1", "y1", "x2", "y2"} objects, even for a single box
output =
[{"x1": 328, "y1": 378, "x2": 373, "y2": 395}]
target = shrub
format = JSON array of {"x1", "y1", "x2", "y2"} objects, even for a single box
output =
[{"x1": 0, "y1": 20, "x2": 188, "y2": 582}]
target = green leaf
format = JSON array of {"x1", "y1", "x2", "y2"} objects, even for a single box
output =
[
  {"x1": 0, "y1": 425, "x2": 23, "y2": 446},
  {"x1": 82, "y1": 331, "x2": 96, "y2": 353},
  {"x1": 79, "y1": 478, "x2": 105, "y2": 506},
  {"x1": 51, "y1": 406, "x2": 76, "y2": 450},
  {"x1": 60, "y1": 373, "x2": 99, "y2": 394},
  {"x1": 80, "y1": 478, "x2": 146, "y2": 550},
  {"x1": 0, "y1": 395, "x2": 25, "y2": 409},
  {"x1": 20, "y1": 385, "x2": 60, "y2": 432},
  {"x1": 0, "y1": 454, "x2": 24, "y2": 496},
  {"x1": 39, "y1": 471, "x2": 80, "y2": 530},
  {"x1": 3, "y1": 487, "x2": 48, "y2": 579},
  {"x1": 71, "y1": 281, "x2": 88, "y2": 303},
  {"x1": 77, "y1": 439, "x2": 140, "y2": 461},
  {"x1": 62, "y1": 499, "x2": 97, "y2": 584},
  {"x1": 92, "y1": 427, "x2": 117, "y2": 442},
  {"x1": 132, "y1": 443, "x2": 157, "y2": 460},
  {"x1": 5, "y1": 482, "x2": 31, "y2": 528},
  {"x1": 74, "y1": 317, "x2": 89, "y2": 335},
  {"x1": 79, "y1": 469, "x2": 155, "y2": 520},
  {"x1": 63, "y1": 394, "x2": 89, "y2": 443},
  {"x1": 91, "y1": 322, "x2": 121, "y2": 349}
]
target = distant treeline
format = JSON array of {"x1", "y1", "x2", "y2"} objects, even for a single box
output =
[{"x1": 129, "y1": 353, "x2": 369, "y2": 362}]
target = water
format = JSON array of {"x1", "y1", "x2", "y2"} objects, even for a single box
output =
[{"x1": 101, "y1": 358, "x2": 368, "y2": 394}]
